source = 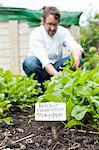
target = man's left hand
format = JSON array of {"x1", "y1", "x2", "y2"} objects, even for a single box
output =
[{"x1": 72, "y1": 57, "x2": 80, "y2": 69}]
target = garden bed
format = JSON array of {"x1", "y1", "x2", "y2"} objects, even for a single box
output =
[{"x1": 0, "y1": 108, "x2": 98, "y2": 150}]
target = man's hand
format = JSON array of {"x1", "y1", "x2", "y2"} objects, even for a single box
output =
[
  {"x1": 72, "y1": 49, "x2": 82, "y2": 69},
  {"x1": 44, "y1": 63, "x2": 58, "y2": 76},
  {"x1": 72, "y1": 56, "x2": 80, "y2": 69}
]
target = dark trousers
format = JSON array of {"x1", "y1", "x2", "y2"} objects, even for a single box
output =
[{"x1": 23, "y1": 55, "x2": 70, "y2": 83}]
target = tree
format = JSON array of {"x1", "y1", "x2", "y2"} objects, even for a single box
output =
[{"x1": 80, "y1": 13, "x2": 99, "y2": 52}]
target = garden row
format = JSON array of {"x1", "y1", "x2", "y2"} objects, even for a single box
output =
[{"x1": 0, "y1": 63, "x2": 99, "y2": 131}]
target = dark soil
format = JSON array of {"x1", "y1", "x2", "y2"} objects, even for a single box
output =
[{"x1": 0, "y1": 108, "x2": 99, "y2": 150}]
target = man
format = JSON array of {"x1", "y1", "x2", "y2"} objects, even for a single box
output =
[{"x1": 23, "y1": 6, "x2": 83, "y2": 85}]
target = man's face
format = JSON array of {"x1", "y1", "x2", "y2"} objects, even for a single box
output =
[{"x1": 43, "y1": 15, "x2": 59, "y2": 37}]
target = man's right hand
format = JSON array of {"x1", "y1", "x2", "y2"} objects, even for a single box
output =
[{"x1": 44, "y1": 63, "x2": 58, "y2": 76}]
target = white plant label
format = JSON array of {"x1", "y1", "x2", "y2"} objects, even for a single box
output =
[{"x1": 35, "y1": 102, "x2": 66, "y2": 121}]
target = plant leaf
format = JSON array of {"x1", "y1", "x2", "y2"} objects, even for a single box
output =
[
  {"x1": 2, "y1": 117, "x2": 13, "y2": 125},
  {"x1": 65, "y1": 119, "x2": 81, "y2": 128},
  {"x1": 71, "y1": 105, "x2": 89, "y2": 120}
]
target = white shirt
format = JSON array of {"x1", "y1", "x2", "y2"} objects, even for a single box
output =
[{"x1": 28, "y1": 25, "x2": 83, "y2": 68}]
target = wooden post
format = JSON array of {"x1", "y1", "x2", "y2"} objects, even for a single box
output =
[{"x1": 9, "y1": 20, "x2": 20, "y2": 74}]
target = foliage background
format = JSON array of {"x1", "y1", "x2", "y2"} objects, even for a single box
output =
[{"x1": 80, "y1": 12, "x2": 99, "y2": 69}]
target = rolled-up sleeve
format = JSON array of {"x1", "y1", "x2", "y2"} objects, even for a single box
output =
[{"x1": 29, "y1": 32, "x2": 51, "y2": 68}]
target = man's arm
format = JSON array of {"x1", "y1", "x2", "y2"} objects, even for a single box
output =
[
  {"x1": 44, "y1": 63, "x2": 58, "y2": 76},
  {"x1": 62, "y1": 27, "x2": 83, "y2": 68}
]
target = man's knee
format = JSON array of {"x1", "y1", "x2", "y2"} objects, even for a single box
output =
[{"x1": 23, "y1": 56, "x2": 41, "y2": 76}]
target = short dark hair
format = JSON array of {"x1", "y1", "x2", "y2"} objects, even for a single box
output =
[{"x1": 42, "y1": 6, "x2": 60, "y2": 22}]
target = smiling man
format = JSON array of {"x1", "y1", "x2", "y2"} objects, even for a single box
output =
[{"x1": 23, "y1": 6, "x2": 83, "y2": 88}]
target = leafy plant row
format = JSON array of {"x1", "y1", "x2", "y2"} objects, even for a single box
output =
[
  {"x1": 0, "y1": 68, "x2": 42, "y2": 124},
  {"x1": 0, "y1": 66, "x2": 99, "y2": 130},
  {"x1": 37, "y1": 67, "x2": 99, "y2": 130}
]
